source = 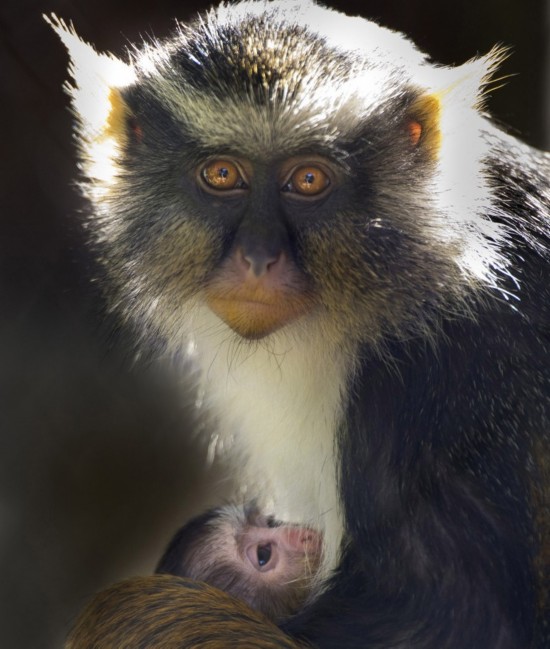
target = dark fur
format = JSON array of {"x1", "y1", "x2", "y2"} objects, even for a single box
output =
[
  {"x1": 283, "y1": 134, "x2": 550, "y2": 647},
  {"x1": 155, "y1": 509, "x2": 217, "y2": 577}
]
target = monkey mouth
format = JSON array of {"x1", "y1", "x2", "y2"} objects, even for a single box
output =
[{"x1": 205, "y1": 291, "x2": 313, "y2": 339}]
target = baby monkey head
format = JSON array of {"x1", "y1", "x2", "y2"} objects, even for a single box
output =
[
  {"x1": 155, "y1": 504, "x2": 323, "y2": 622},
  {"x1": 49, "y1": 0, "x2": 508, "y2": 347}
]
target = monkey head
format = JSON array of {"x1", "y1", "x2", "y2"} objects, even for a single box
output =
[
  {"x1": 47, "y1": 0, "x2": 510, "y2": 352},
  {"x1": 156, "y1": 504, "x2": 323, "y2": 622}
]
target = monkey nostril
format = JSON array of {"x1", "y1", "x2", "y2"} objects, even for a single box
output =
[{"x1": 241, "y1": 249, "x2": 282, "y2": 277}]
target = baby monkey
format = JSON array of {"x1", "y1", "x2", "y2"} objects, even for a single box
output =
[{"x1": 155, "y1": 504, "x2": 323, "y2": 622}]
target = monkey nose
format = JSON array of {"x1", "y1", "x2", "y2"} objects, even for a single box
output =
[
  {"x1": 284, "y1": 527, "x2": 323, "y2": 553},
  {"x1": 239, "y1": 247, "x2": 283, "y2": 277}
]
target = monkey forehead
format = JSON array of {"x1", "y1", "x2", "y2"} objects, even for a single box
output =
[
  {"x1": 132, "y1": 1, "x2": 436, "y2": 156},
  {"x1": 140, "y1": 72, "x2": 407, "y2": 157}
]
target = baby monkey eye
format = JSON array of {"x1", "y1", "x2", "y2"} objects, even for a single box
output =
[
  {"x1": 282, "y1": 165, "x2": 331, "y2": 197},
  {"x1": 200, "y1": 159, "x2": 248, "y2": 191},
  {"x1": 256, "y1": 543, "x2": 272, "y2": 567},
  {"x1": 245, "y1": 540, "x2": 277, "y2": 572}
]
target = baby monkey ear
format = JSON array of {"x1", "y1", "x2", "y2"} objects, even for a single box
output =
[{"x1": 45, "y1": 15, "x2": 136, "y2": 180}]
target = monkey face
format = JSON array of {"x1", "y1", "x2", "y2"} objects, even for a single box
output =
[
  {"x1": 105, "y1": 90, "x2": 448, "y2": 345},
  {"x1": 229, "y1": 513, "x2": 323, "y2": 619},
  {"x1": 164, "y1": 505, "x2": 323, "y2": 621},
  {"x1": 238, "y1": 516, "x2": 322, "y2": 579},
  {"x1": 54, "y1": 0, "x2": 507, "y2": 346},
  {"x1": 95, "y1": 76, "x2": 448, "y2": 346}
]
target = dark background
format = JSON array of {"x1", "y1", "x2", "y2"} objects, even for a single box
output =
[{"x1": 1, "y1": 1, "x2": 548, "y2": 647}]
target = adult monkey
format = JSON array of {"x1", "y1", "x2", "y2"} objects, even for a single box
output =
[{"x1": 48, "y1": 0, "x2": 549, "y2": 646}]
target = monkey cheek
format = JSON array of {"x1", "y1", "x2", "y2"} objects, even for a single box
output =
[{"x1": 205, "y1": 294, "x2": 311, "y2": 339}]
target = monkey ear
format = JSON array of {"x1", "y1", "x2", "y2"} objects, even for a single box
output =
[
  {"x1": 406, "y1": 95, "x2": 441, "y2": 156},
  {"x1": 45, "y1": 15, "x2": 136, "y2": 179},
  {"x1": 408, "y1": 46, "x2": 509, "y2": 160}
]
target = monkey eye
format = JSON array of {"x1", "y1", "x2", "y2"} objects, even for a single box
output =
[
  {"x1": 281, "y1": 164, "x2": 332, "y2": 198},
  {"x1": 256, "y1": 543, "x2": 272, "y2": 567},
  {"x1": 245, "y1": 542, "x2": 278, "y2": 572},
  {"x1": 199, "y1": 159, "x2": 248, "y2": 193}
]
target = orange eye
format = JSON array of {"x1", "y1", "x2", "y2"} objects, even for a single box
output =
[
  {"x1": 285, "y1": 165, "x2": 331, "y2": 197},
  {"x1": 201, "y1": 160, "x2": 246, "y2": 191}
]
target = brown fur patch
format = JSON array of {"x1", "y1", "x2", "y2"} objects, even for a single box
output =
[{"x1": 65, "y1": 575, "x2": 308, "y2": 648}]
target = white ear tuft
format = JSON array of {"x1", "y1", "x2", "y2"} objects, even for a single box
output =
[
  {"x1": 46, "y1": 14, "x2": 138, "y2": 185},
  {"x1": 45, "y1": 14, "x2": 136, "y2": 140},
  {"x1": 432, "y1": 45, "x2": 510, "y2": 114}
]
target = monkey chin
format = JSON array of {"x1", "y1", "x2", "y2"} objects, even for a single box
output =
[{"x1": 205, "y1": 295, "x2": 311, "y2": 340}]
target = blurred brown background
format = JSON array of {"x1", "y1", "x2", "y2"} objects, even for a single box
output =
[{"x1": 1, "y1": 1, "x2": 548, "y2": 647}]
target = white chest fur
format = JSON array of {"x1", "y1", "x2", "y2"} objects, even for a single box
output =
[{"x1": 186, "y1": 308, "x2": 352, "y2": 573}]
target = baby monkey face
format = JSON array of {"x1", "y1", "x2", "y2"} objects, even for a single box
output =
[
  {"x1": 237, "y1": 514, "x2": 323, "y2": 581},
  {"x1": 156, "y1": 504, "x2": 323, "y2": 621}
]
